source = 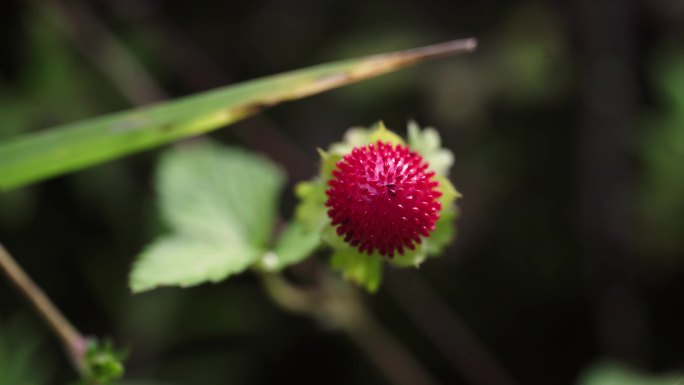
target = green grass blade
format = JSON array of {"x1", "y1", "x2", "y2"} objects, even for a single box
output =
[{"x1": 0, "y1": 39, "x2": 476, "y2": 191}]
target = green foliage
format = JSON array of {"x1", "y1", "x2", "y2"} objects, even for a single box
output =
[
  {"x1": 261, "y1": 221, "x2": 322, "y2": 271},
  {"x1": 578, "y1": 362, "x2": 684, "y2": 385},
  {"x1": 130, "y1": 141, "x2": 285, "y2": 292},
  {"x1": 131, "y1": 235, "x2": 262, "y2": 292},
  {"x1": 0, "y1": 40, "x2": 473, "y2": 191},
  {"x1": 81, "y1": 339, "x2": 125, "y2": 385},
  {"x1": 130, "y1": 139, "x2": 340, "y2": 291},
  {"x1": 157, "y1": 142, "x2": 283, "y2": 247},
  {"x1": 293, "y1": 122, "x2": 460, "y2": 291}
]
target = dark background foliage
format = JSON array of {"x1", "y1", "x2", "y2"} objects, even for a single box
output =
[{"x1": 1, "y1": 0, "x2": 684, "y2": 384}]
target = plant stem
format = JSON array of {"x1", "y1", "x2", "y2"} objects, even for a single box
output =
[
  {"x1": 345, "y1": 310, "x2": 441, "y2": 385},
  {"x1": 259, "y1": 271, "x2": 321, "y2": 315},
  {"x1": 0, "y1": 243, "x2": 87, "y2": 373},
  {"x1": 259, "y1": 271, "x2": 440, "y2": 385},
  {"x1": 387, "y1": 271, "x2": 519, "y2": 385}
]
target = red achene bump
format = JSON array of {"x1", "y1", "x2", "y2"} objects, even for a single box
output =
[{"x1": 325, "y1": 141, "x2": 442, "y2": 257}]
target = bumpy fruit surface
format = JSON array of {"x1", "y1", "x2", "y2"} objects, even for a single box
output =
[{"x1": 325, "y1": 141, "x2": 442, "y2": 257}]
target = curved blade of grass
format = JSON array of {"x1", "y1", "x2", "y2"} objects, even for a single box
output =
[{"x1": 0, "y1": 38, "x2": 476, "y2": 191}]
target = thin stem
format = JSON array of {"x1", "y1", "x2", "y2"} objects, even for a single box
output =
[
  {"x1": 0, "y1": 243, "x2": 87, "y2": 373},
  {"x1": 387, "y1": 271, "x2": 519, "y2": 385},
  {"x1": 346, "y1": 310, "x2": 441, "y2": 385},
  {"x1": 259, "y1": 270, "x2": 441, "y2": 385},
  {"x1": 259, "y1": 271, "x2": 320, "y2": 316}
]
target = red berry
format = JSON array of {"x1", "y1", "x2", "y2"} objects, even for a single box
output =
[{"x1": 325, "y1": 141, "x2": 442, "y2": 258}]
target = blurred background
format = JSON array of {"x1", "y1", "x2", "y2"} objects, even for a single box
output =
[{"x1": 1, "y1": 0, "x2": 684, "y2": 384}]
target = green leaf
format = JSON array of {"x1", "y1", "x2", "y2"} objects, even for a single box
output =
[
  {"x1": 331, "y1": 249, "x2": 383, "y2": 293},
  {"x1": 578, "y1": 362, "x2": 684, "y2": 385},
  {"x1": 259, "y1": 221, "x2": 322, "y2": 271},
  {"x1": 0, "y1": 39, "x2": 476, "y2": 191},
  {"x1": 157, "y1": 142, "x2": 284, "y2": 247},
  {"x1": 129, "y1": 141, "x2": 285, "y2": 292},
  {"x1": 130, "y1": 235, "x2": 261, "y2": 292}
]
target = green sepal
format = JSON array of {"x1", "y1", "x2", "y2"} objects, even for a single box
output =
[
  {"x1": 407, "y1": 120, "x2": 454, "y2": 176},
  {"x1": 425, "y1": 205, "x2": 458, "y2": 256},
  {"x1": 436, "y1": 175, "x2": 461, "y2": 207},
  {"x1": 329, "y1": 121, "x2": 404, "y2": 155},
  {"x1": 294, "y1": 179, "x2": 328, "y2": 232},
  {"x1": 389, "y1": 243, "x2": 428, "y2": 267},
  {"x1": 331, "y1": 249, "x2": 383, "y2": 293},
  {"x1": 368, "y1": 121, "x2": 405, "y2": 146},
  {"x1": 424, "y1": 175, "x2": 460, "y2": 256},
  {"x1": 317, "y1": 148, "x2": 343, "y2": 180}
]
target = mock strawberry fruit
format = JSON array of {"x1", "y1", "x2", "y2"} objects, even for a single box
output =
[{"x1": 325, "y1": 141, "x2": 442, "y2": 257}]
